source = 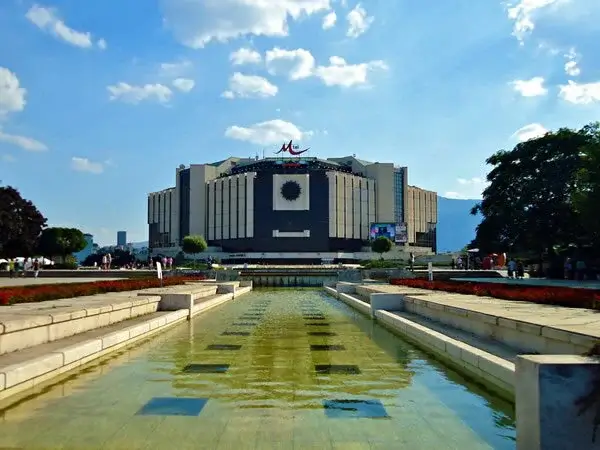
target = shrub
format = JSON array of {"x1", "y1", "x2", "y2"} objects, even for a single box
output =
[
  {"x1": 0, "y1": 276, "x2": 205, "y2": 305},
  {"x1": 182, "y1": 235, "x2": 207, "y2": 255},
  {"x1": 390, "y1": 278, "x2": 600, "y2": 310}
]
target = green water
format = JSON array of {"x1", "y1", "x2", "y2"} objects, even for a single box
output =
[{"x1": 0, "y1": 289, "x2": 515, "y2": 449}]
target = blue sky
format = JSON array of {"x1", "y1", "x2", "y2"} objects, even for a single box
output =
[{"x1": 1, "y1": 0, "x2": 599, "y2": 245}]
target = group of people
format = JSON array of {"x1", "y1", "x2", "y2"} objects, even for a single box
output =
[
  {"x1": 147, "y1": 256, "x2": 174, "y2": 270},
  {"x1": 451, "y1": 253, "x2": 526, "y2": 279},
  {"x1": 100, "y1": 253, "x2": 112, "y2": 270},
  {"x1": 4, "y1": 258, "x2": 42, "y2": 278},
  {"x1": 564, "y1": 257, "x2": 588, "y2": 281},
  {"x1": 506, "y1": 258, "x2": 526, "y2": 279}
]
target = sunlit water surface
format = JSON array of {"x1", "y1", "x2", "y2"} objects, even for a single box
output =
[{"x1": 0, "y1": 289, "x2": 515, "y2": 449}]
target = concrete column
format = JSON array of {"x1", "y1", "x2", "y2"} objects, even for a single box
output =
[
  {"x1": 516, "y1": 355, "x2": 600, "y2": 450},
  {"x1": 369, "y1": 293, "x2": 405, "y2": 318}
]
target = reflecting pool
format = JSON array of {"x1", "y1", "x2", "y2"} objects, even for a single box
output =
[{"x1": 0, "y1": 289, "x2": 515, "y2": 449}]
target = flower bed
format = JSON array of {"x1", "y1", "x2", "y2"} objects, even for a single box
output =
[
  {"x1": 0, "y1": 276, "x2": 205, "y2": 305},
  {"x1": 390, "y1": 278, "x2": 600, "y2": 310}
]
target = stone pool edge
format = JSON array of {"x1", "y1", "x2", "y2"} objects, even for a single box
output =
[
  {"x1": 0, "y1": 289, "x2": 249, "y2": 406},
  {"x1": 323, "y1": 286, "x2": 515, "y2": 402}
]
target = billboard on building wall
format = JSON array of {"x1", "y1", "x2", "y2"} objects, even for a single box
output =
[
  {"x1": 395, "y1": 223, "x2": 408, "y2": 244},
  {"x1": 369, "y1": 223, "x2": 396, "y2": 241}
]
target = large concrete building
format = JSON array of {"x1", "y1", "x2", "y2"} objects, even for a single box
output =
[{"x1": 147, "y1": 152, "x2": 437, "y2": 260}]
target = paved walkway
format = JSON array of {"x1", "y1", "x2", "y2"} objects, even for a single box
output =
[
  {"x1": 0, "y1": 277, "x2": 124, "y2": 288},
  {"x1": 359, "y1": 284, "x2": 600, "y2": 339}
]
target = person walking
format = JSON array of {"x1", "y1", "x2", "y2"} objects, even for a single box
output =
[
  {"x1": 507, "y1": 258, "x2": 517, "y2": 279},
  {"x1": 575, "y1": 259, "x2": 587, "y2": 281},
  {"x1": 516, "y1": 260, "x2": 525, "y2": 280},
  {"x1": 33, "y1": 258, "x2": 40, "y2": 278}
]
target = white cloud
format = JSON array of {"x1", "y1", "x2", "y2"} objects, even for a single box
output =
[
  {"x1": 0, "y1": 129, "x2": 47, "y2": 151},
  {"x1": 512, "y1": 123, "x2": 548, "y2": 141},
  {"x1": 511, "y1": 76, "x2": 548, "y2": 97},
  {"x1": 565, "y1": 60, "x2": 580, "y2": 77},
  {"x1": 230, "y1": 48, "x2": 262, "y2": 65},
  {"x1": 564, "y1": 48, "x2": 581, "y2": 76},
  {"x1": 346, "y1": 4, "x2": 373, "y2": 38},
  {"x1": 25, "y1": 4, "x2": 105, "y2": 49},
  {"x1": 314, "y1": 56, "x2": 387, "y2": 87},
  {"x1": 172, "y1": 78, "x2": 195, "y2": 92},
  {"x1": 97, "y1": 38, "x2": 107, "y2": 50},
  {"x1": 558, "y1": 80, "x2": 600, "y2": 104},
  {"x1": 222, "y1": 73, "x2": 278, "y2": 99},
  {"x1": 71, "y1": 157, "x2": 104, "y2": 174},
  {"x1": 322, "y1": 11, "x2": 337, "y2": 29},
  {"x1": 224, "y1": 119, "x2": 309, "y2": 145},
  {"x1": 265, "y1": 48, "x2": 386, "y2": 87},
  {"x1": 266, "y1": 48, "x2": 316, "y2": 80},
  {"x1": 445, "y1": 177, "x2": 489, "y2": 200},
  {"x1": 506, "y1": 0, "x2": 560, "y2": 43},
  {"x1": 0, "y1": 67, "x2": 26, "y2": 117},
  {"x1": 107, "y1": 82, "x2": 173, "y2": 104},
  {"x1": 160, "y1": 60, "x2": 192, "y2": 77},
  {"x1": 160, "y1": 0, "x2": 331, "y2": 48},
  {"x1": 2, "y1": 154, "x2": 16, "y2": 163}
]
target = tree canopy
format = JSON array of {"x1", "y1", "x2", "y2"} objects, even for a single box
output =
[
  {"x1": 37, "y1": 227, "x2": 87, "y2": 258},
  {"x1": 471, "y1": 122, "x2": 600, "y2": 255},
  {"x1": 0, "y1": 186, "x2": 47, "y2": 257},
  {"x1": 181, "y1": 235, "x2": 207, "y2": 255},
  {"x1": 371, "y1": 236, "x2": 393, "y2": 256}
]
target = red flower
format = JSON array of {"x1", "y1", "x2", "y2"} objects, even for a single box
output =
[
  {"x1": 0, "y1": 275, "x2": 206, "y2": 305},
  {"x1": 389, "y1": 278, "x2": 599, "y2": 309}
]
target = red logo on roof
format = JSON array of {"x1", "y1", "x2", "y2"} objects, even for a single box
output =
[{"x1": 275, "y1": 140, "x2": 309, "y2": 156}]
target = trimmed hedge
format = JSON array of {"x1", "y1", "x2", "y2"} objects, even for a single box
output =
[
  {"x1": 390, "y1": 278, "x2": 600, "y2": 310},
  {"x1": 0, "y1": 276, "x2": 205, "y2": 305}
]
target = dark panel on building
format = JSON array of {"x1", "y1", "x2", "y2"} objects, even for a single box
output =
[
  {"x1": 210, "y1": 163, "x2": 363, "y2": 253},
  {"x1": 178, "y1": 168, "x2": 190, "y2": 243},
  {"x1": 149, "y1": 223, "x2": 160, "y2": 248}
]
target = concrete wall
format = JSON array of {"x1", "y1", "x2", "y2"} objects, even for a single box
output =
[
  {"x1": 365, "y1": 162, "x2": 395, "y2": 223},
  {"x1": 516, "y1": 355, "x2": 600, "y2": 450}
]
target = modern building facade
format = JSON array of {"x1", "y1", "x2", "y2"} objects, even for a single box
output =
[
  {"x1": 148, "y1": 153, "x2": 437, "y2": 256},
  {"x1": 117, "y1": 231, "x2": 127, "y2": 247}
]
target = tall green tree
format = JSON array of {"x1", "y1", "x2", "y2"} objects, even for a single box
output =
[
  {"x1": 181, "y1": 235, "x2": 207, "y2": 256},
  {"x1": 471, "y1": 125, "x2": 594, "y2": 256},
  {"x1": 0, "y1": 186, "x2": 47, "y2": 257},
  {"x1": 37, "y1": 227, "x2": 87, "y2": 260},
  {"x1": 573, "y1": 123, "x2": 600, "y2": 249}
]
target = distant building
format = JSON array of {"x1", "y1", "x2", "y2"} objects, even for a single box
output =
[
  {"x1": 73, "y1": 234, "x2": 95, "y2": 263},
  {"x1": 117, "y1": 231, "x2": 127, "y2": 247}
]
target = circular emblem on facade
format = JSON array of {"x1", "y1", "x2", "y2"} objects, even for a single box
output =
[{"x1": 281, "y1": 180, "x2": 302, "y2": 202}]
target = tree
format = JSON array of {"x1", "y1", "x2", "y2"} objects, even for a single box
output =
[
  {"x1": 573, "y1": 123, "x2": 600, "y2": 249},
  {"x1": 0, "y1": 186, "x2": 47, "y2": 257},
  {"x1": 371, "y1": 236, "x2": 393, "y2": 259},
  {"x1": 471, "y1": 125, "x2": 593, "y2": 256},
  {"x1": 181, "y1": 235, "x2": 207, "y2": 256},
  {"x1": 37, "y1": 227, "x2": 87, "y2": 260}
]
